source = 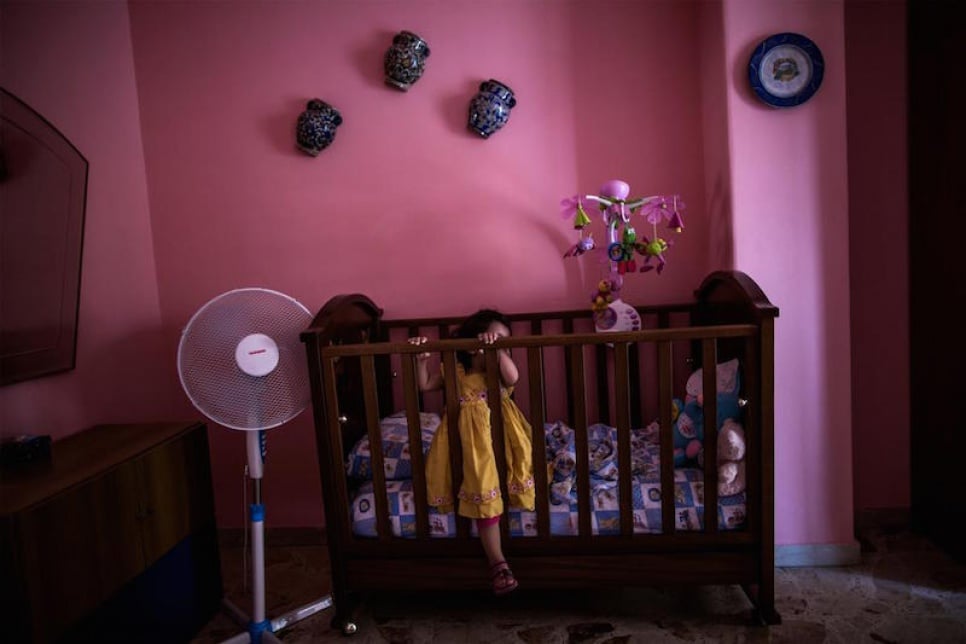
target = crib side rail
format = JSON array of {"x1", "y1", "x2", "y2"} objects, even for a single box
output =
[{"x1": 320, "y1": 326, "x2": 756, "y2": 356}]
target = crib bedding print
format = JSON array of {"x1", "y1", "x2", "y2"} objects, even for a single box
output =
[{"x1": 347, "y1": 415, "x2": 747, "y2": 537}]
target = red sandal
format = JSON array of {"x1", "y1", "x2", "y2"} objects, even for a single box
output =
[{"x1": 490, "y1": 561, "x2": 518, "y2": 596}]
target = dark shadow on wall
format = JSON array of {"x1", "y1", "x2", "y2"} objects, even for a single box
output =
[
  {"x1": 700, "y1": 1, "x2": 734, "y2": 271},
  {"x1": 260, "y1": 97, "x2": 314, "y2": 157},
  {"x1": 440, "y1": 78, "x2": 483, "y2": 139},
  {"x1": 353, "y1": 29, "x2": 397, "y2": 91}
]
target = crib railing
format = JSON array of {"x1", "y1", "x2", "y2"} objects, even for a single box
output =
[{"x1": 312, "y1": 323, "x2": 760, "y2": 550}]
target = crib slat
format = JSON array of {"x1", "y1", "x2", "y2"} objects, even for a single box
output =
[
  {"x1": 614, "y1": 342, "x2": 634, "y2": 537},
  {"x1": 484, "y1": 350, "x2": 510, "y2": 541},
  {"x1": 400, "y1": 352, "x2": 429, "y2": 539},
  {"x1": 361, "y1": 355, "x2": 392, "y2": 541},
  {"x1": 408, "y1": 325, "x2": 426, "y2": 410},
  {"x1": 755, "y1": 318, "x2": 775, "y2": 614},
  {"x1": 527, "y1": 346, "x2": 550, "y2": 538},
  {"x1": 658, "y1": 341, "x2": 675, "y2": 535},
  {"x1": 745, "y1": 334, "x2": 761, "y2": 537},
  {"x1": 569, "y1": 344, "x2": 592, "y2": 539},
  {"x1": 630, "y1": 342, "x2": 643, "y2": 429},
  {"x1": 322, "y1": 357, "x2": 353, "y2": 544},
  {"x1": 441, "y1": 350, "x2": 470, "y2": 538},
  {"x1": 658, "y1": 311, "x2": 670, "y2": 330},
  {"x1": 597, "y1": 344, "x2": 610, "y2": 424},
  {"x1": 563, "y1": 318, "x2": 575, "y2": 424},
  {"x1": 702, "y1": 339, "x2": 719, "y2": 534},
  {"x1": 374, "y1": 325, "x2": 394, "y2": 421}
]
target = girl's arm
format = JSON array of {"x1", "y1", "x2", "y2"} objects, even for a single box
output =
[
  {"x1": 495, "y1": 348, "x2": 519, "y2": 387},
  {"x1": 479, "y1": 330, "x2": 519, "y2": 387},
  {"x1": 409, "y1": 336, "x2": 443, "y2": 391}
]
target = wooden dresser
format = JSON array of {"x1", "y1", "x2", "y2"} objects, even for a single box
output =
[{"x1": 0, "y1": 422, "x2": 222, "y2": 643}]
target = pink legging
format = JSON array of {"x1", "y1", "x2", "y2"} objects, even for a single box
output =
[{"x1": 476, "y1": 516, "x2": 500, "y2": 529}]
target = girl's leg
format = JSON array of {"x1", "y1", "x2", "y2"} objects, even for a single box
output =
[
  {"x1": 477, "y1": 517, "x2": 518, "y2": 594},
  {"x1": 477, "y1": 517, "x2": 504, "y2": 566}
]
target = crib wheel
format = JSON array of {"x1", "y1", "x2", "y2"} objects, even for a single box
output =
[{"x1": 343, "y1": 622, "x2": 358, "y2": 635}]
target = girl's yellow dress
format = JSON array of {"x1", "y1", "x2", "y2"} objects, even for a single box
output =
[{"x1": 425, "y1": 364, "x2": 535, "y2": 519}]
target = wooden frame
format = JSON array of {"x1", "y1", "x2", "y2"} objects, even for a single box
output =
[
  {"x1": 302, "y1": 271, "x2": 780, "y2": 631},
  {"x1": 0, "y1": 87, "x2": 88, "y2": 385}
]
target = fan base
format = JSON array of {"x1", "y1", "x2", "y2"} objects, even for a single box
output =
[{"x1": 219, "y1": 595, "x2": 332, "y2": 643}]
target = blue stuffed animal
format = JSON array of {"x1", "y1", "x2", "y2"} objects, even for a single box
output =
[{"x1": 671, "y1": 359, "x2": 742, "y2": 467}]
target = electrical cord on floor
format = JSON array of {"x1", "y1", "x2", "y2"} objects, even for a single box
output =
[{"x1": 243, "y1": 463, "x2": 249, "y2": 594}]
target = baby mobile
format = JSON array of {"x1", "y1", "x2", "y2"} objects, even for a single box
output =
[{"x1": 560, "y1": 179, "x2": 685, "y2": 332}]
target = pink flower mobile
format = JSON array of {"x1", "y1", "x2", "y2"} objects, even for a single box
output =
[{"x1": 560, "y1": 180, "x2": 685, "y2": 280}]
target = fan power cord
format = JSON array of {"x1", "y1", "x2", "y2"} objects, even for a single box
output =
[{"x1": 243, "y1": 463, "x2": 249, "y2": 594}]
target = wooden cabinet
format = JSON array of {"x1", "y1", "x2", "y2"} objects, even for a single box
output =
[{"x1": 0, "y1": 422, "x2": 222, "y2": 643}]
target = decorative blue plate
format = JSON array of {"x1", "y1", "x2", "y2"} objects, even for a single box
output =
[{"x1": 748, "y1": 32, "x2": 824, "y2": 108}]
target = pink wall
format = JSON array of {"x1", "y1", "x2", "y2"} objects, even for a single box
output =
[
  {"x1": 0, "y1": 3, "x2": 179, "y2": 434},
  {"x1": 2, "y1": 1, "x2": 895, "y2": 548},
  {"x1": 720, "y1": 0, "x2": 854, "y2": 546},
  {"x1": 125, "y1": 0, "x2": 709, "y2": 528},
  {"x1": 844, "y1": 0, "x2": 909, "y2": 511}
]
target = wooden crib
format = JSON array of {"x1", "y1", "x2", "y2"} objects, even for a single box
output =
[{"x1": 301, "y1": 270, "x2": 780, "y2": 633}]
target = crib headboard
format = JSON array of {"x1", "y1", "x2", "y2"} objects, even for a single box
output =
[
  {"x1": 694, "y1": 270, "x2": 779, "y2": 325},
  {"x1": 692, "y1": 270, "x2": 779, "y2": 375},
  {"x1": 301, "y1": 294, "x2": 391, "y2": 460}
]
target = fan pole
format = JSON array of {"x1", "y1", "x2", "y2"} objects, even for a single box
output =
[
  {"x1": 248, "y1": 431, "x2": 269, "y2": 640},
  {"x1": 220, "y1": 431, "x2": 332, "y2": 644}
]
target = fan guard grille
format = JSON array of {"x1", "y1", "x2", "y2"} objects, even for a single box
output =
[{"x1": 177, "y1": 288, "x2": 312, "y2": 431}]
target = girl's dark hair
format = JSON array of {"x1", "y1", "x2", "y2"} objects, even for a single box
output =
[{"x1": 453, "y1": 308, "x2": 511, "y2": 370}]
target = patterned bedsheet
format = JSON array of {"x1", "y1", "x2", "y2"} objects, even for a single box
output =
[{"x1": 348, "y1": 417, "x2": 746, "y2": 537}]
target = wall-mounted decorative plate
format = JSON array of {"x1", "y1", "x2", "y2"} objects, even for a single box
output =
[{"x1": 748, "y1": 32, "x2": 824, "y2": 108}]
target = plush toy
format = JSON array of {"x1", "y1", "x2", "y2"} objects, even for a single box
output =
[
  {"x1": 671, "y1": 398, "x2": 702, "y2": 467},
  {"x1": 716, "y1": 418, "x2": 746, "y2": 496},
  {"x1": 685, "y1": 358, "x2": 740, "y2": 406},
  {"x1": 591, "y1": 279, "x2": 615, "y2": 314},
  {"x1": 672, "y1": 359, "x2": 742, "y2": 467}
]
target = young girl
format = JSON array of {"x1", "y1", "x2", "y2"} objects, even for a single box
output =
[{"x1": 408, "y1": 309, "x2": 535, "y2": 595}]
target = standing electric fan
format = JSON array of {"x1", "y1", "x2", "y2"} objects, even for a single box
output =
[{"x1": 177, "y1": 288, "x2": 331, "y2": 644}]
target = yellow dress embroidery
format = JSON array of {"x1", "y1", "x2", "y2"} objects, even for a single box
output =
[{"x1": 425, "y1": 364, "x2": 535, "y2": 519}]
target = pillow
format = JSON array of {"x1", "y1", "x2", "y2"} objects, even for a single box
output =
[
  {"x1": 345, "y1": 412, "x2": 440, "y2": 480},
  {"x1": 544, "y1": 421, "x2": 659, "y2": 492}
]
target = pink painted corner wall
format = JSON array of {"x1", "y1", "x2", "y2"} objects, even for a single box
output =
[
  {"x1": 2, "y1": 1, "x2": 893, "y2": 550},
  {"x1": 125, "y1": 0, "x2": 710, "y2": 529},
  {"x1": 0, "y1": 2, "x2": 179, "y2": 434},
  {"x1": 720, "y1": 0, "x2": 854, "y2": 546}
]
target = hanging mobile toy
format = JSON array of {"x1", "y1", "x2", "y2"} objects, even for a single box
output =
[
  {"x1": 559, "y1": 179, "x2": 686, "y2": 332},
  {"x1": 561, "y1": 196, "x2": 596, "y2": 258},
  {"x1": 560, "y1": 180, "x2": 685, "y2": 276}
]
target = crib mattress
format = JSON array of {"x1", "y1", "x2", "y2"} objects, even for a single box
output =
[{"x1": 348, "y1": 419, "x2": 746, "y2": 538}]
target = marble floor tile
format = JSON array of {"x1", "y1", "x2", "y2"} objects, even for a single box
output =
[{"x1": 192, "y1": 525, "x2": 966, "y2": 644}]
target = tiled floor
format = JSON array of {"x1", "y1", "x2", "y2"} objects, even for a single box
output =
[{"x1": 193, "y1": 524, "x2": 966, "y2": 643}]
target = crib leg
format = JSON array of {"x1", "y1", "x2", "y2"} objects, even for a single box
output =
[
  {"x1": 330, "y1": 592, "x2": 362, "y2": 635},
  {"x1": 741, "y1": 583, "x2": 782, "y2": 625}
]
